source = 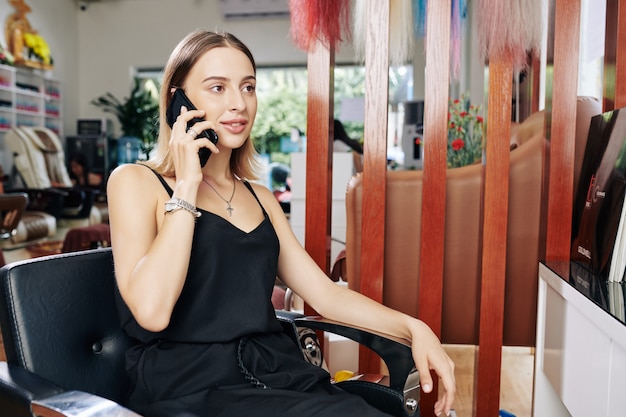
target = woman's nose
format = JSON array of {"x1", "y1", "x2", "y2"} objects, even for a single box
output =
[{"x1": 228, "y1": 90, "x2": 245, "y2": 111}]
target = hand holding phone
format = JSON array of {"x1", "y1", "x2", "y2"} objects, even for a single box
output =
[{"x1": 165, "y1": 89, "x2": 218, "y2": 167}]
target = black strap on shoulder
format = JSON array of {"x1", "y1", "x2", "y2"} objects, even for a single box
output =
[
  {"x1": 242, "y1": 181, "x2": 268, "y2": 218},
  {"x1": 138, "y1": 163, "x2": 174, "y2": 197}
]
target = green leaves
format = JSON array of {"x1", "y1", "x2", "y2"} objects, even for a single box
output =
[{"x1": 91, "y1": 77, "x2": 159, "y2": 143}]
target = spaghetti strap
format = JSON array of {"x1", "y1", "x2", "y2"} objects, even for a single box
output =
[
  {"x1": 138, "y1": 163, "x2": 174, "y2": 197},
  {"x1": 242, "y1": 181, "x2": 269, "y2": 217}
]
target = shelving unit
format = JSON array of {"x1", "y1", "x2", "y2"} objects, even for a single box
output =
[
  {"x1": 0, "y1": 63, "x2": 62, "y2": 136},
  {"x1": 0, "y1": 63, "x2": 63, "y2": 175}
]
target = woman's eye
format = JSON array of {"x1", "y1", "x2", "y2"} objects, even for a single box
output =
[
  {"x1": 210, "y1": 85, "x2": 224, "y2": 93},
  {"x1": 243, "y1": 84, "x2": 255, "y2": 93}
]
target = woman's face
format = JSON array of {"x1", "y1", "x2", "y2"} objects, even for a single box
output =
[
  {"x1": 183, "y1": 46, "x2": 257, "y2": 151},
  {"x1": 70, "y1": 160, "x2": 84, "y2": 177}
]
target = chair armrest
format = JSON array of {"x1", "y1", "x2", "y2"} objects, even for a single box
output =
[
  {"x1": 0, "y1": 361, "x2": 64, "y2": 416},
  {"x1": 32, "y1": 390, "x2": 142, "y2": 417},
  {"x1": 6, "y1": 188, "x2": 67, "y2": 218},
  {"x1": 275, "y1": 311, "x2": 420, "y2": 416},
  {"x1": 293, "y1": 316, "x2": 416, "y2": 391},
  {"x1": 0, "y1": 362, "x2": 141, "y2": 417},
  {"x1": 7, "y1": 188, "x2": 69, "y2": 198}
]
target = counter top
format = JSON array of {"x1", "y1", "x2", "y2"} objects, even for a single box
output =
[{"x1": 543, "y1": 260, "x2": 625, "y2": 326}]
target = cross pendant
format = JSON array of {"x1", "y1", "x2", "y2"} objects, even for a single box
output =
[{"x1": 226, "y1": 204, "x2": 234, "y2": 217}]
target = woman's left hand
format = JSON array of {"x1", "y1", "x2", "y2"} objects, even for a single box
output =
[{"x1": 410, "y1": 321, "x2": 456, "y2": 416}]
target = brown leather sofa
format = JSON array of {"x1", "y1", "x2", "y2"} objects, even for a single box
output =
[{"x1": 345, "y1": 96, "x2": 601, "y2": 346}]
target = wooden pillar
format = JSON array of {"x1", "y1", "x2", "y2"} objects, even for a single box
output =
[
  {"x1": 417, "y1": 0, "x2": 450, "y2": 414},
  {"x1": 604, "y1": 0, "x2": 626, "y2": 110},
  {"x1": 545, "y1": 0, "x2": 581, "y2": 277},
  {"x1": 473, "y1": 54, "x2": 513, "y2": 417},
  {"x1": 618, "y1": 0, "x2": 626, "y2": 108},
  {"x1": 358, "y1": 0, "x2": 390, "y2": 373},
  {"x1": 304, "y1": 40, "x2": 334, "y2": 303}
]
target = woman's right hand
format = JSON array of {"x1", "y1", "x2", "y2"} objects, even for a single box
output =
[{"x1": 169, "y1": 106, "x2": 219, "y2": 183}]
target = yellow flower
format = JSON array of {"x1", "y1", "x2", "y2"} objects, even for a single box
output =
[{"x1": 23, "y1": 32, "x2": 52, "y2": 64}]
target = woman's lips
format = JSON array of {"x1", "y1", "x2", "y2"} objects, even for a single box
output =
[{"x1": 221, "y1": 120, "x2": 247, "y2": 134}]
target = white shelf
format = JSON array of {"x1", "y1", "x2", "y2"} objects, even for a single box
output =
[
  {"x1": 0, "y1": 63, "x2": 63, "y2": 136},
  {"x1": 0, "y1": 63, "x2": 63, "y2": 173}
]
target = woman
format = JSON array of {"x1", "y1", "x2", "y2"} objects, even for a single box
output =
[
  {"x1": 68, "y1": 152, "x2": 103, "y2": 189},
  {"x1": 108, "y1": 30, "x2": 455, "y2": 417}
]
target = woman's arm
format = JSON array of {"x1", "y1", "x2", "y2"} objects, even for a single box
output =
[
  {"x1": 107, "y1": 164, "x2": 197, "y2": 332},
  {"x1": 252, "y1": 184, "x2": 456, "y2": 415},
  {"x1": 109, "y1": 107, "x2": 217, "y2": 332}
]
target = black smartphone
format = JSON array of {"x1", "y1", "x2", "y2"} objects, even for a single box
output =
[{"x1": 165, "y1": 88, "x2": 218, "y2": 167}]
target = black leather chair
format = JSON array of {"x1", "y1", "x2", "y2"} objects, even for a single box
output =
[{"x1": 0, "y1": 248, "x2": 420, "y2": 417}]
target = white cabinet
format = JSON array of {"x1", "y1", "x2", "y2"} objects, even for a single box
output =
[{"x1": 533, "y1": 263, "x2": 626, "y2": 417}]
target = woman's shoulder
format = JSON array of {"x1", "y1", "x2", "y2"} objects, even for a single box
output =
[
  {"x1": 108, "y1": 163, "x2": 161, "y2": 191},
  {"x1": 244, "y1": 180, "x2": 285, "y2": 216},
  {"x1": 245, "y1": 180, "x2": 273, "y2": 199},
  {"x1": 110, "y1": 163, "x2": 154, "y2": 179}
]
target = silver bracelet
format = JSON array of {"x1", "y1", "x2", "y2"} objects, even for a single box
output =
[{"x1": 164, "y1": 197, "x2": 201, "y2": 218}]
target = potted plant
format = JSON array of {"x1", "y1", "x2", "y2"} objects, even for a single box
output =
[{"x1": 91, "y1": 77, "x2": 159, "y2": 161}]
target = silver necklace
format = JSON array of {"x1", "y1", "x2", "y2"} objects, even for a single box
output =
[{"x1": 203, "y1": 177, "x2": 236, "y2": 217}]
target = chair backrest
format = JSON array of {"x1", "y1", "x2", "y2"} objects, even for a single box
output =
[
  {"x1": 0, "y1": 248, "x2": 133, "y2": 404},
  {"x1": 5, "y1": 126, "x2": 73, "y2": 189}
]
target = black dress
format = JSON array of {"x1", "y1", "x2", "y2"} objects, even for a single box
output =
[{"x1": 115, "y1": 169, "x2": 393, "y2": 417}]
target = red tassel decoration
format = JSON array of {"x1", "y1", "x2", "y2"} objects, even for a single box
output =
[{"x1": 289, "y1": 0, "x2": 351, "y2": 51}]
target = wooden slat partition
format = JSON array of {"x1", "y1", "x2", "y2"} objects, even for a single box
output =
[
  {"x1": 304, "y1": 40, "x2": 334, "y2": 295},
  {"x1": 417, "y1": 0, "x2": 450, "y2": 414},
  {"x1": 300, "y1": 0, "x2": 598, "y2": 415},
  {"x1": 473, "y1": 55, "x2": 513, "y2": 417},
  {"x1": 545, "y1": 0, "x2": 581, "y2": 277},
  {"x1": 358, "y1": 0, "x2": 390, "y2": 374}
]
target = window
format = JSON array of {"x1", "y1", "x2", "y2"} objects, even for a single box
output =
[{"x1": 135, "y1": 63, "x2": 414, "y2": 163}]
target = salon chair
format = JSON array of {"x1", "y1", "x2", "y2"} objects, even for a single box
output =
[
  {"x1": 4, "y1": 127, "x2": 99, "y2": 225},
  {"x1": 0, "y1": 248, "x2": 421, "y2": 417}
]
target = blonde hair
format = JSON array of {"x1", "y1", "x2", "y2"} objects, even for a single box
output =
[{"x1": 144, "y1": 30, "x2": 260, "y2": 180}]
